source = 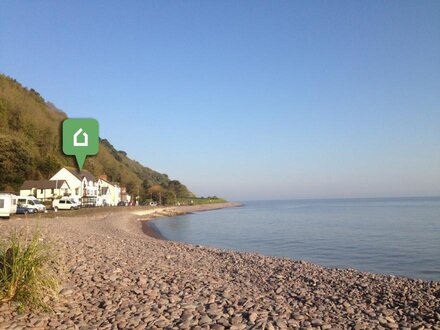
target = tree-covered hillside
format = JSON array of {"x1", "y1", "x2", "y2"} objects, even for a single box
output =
[{"x1": 0, "y1": 74, "x2": 194, "y2": 201}]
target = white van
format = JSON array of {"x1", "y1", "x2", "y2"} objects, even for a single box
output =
[
  {"x1": 17, "y1": 196, "x2": 46, "y2": 213},
  {"x1": 70, "y1": 196, "x2": 81, "y2": 205},
  {"x1": 52, "y1": 197, "x2": 80, "y2": 211},
  {"x1": 0, "y1": 193, "x2": 18, "y2": 219}
]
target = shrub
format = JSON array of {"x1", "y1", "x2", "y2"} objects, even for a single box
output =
[{"x1": 0, "y1": 230, "x2": 58, "y2": 311}]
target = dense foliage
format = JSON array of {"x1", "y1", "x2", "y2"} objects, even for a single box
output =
[{"x1": 0, "y1": 74, "x2": 194, "y2": 201}]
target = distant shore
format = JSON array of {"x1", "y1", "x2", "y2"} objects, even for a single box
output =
[{"x1": 0, "y1": 203, "x2": 439, "y2": 329}]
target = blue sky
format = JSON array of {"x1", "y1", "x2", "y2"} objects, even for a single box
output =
[{"x1": 1, "y1": 1, "x2": 439, "y2": 200}]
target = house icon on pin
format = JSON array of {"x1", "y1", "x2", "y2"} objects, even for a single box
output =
[{"x1": 73, "y1": 128, "x2": 88, "y2": 147}]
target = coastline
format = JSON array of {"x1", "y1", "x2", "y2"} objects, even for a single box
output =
[
  {"x1": 0, "y1": 203, "x2": 439, "y2": 329},
  {"x1": 136, "y1": 202, "x2": 242, "y2": 240}
]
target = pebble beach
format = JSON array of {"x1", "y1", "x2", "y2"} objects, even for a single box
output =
[{"x1": 0, "y1": 203, "x2": 439, "y2": 330}]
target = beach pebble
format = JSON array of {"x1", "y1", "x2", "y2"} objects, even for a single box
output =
[
  {"x1": 199, "y1": 315, "x2": 212, "y2": 326},
  {"x1": 59, "y1": 288, "x2": 74, "y2": 296},
  {"x1": 311, "y1": 319, "x2": 324, "y2": 326},
  {"x1": 249, "y1": 313, "x2": 258, "y2": 323},
  {"x1": 0, "y1": 205, "x2": 438, "y2": 330}
]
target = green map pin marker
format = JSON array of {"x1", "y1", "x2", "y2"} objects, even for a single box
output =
[{"x1": 62, "y1": 118, "x2": 99, "y2": 170}]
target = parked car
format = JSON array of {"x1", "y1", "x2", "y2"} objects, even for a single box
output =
[
  {"x1": 16, "y1": 196, "x2": 46, "y2": 213},
  {"x1": 16, "y1": 204, "x2": 37, "y2": 214},
  {"x1": 149, "y1": 201, "x2": 158, "y2": 207},
  {"x1": 0, "y1": 193, "x2": 17, "y2": 219},
  {"x1": 70, "y1": 196, "x2": 81, "y2": 206},
  {"x1": 117, "y1": 201, "x2": 127, "y2": 206},
  {"x1": 52, "y1": 197, "x2": 80, "y2": 211}
]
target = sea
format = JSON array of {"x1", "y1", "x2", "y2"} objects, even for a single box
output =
[{"x1": 151, "y1": 197, "x2": 440, "y2": 281}]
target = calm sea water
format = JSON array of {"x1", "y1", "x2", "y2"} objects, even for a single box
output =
[{"x1": 151, "y1": 197, "x2": 440, "y2": 281}]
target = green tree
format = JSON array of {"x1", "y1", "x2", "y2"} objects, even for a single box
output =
[
  {"x1": 8, "y1": 111, "x2": 23, "y2": 131},
  {"x1": 167, "y1": 180, "x2": 192, "y2": 198},
  {"x1": 0, "y1": 99, "x2": 8, "y2": 129},
  {"x1": 37, "y1": 155, "x2": 63, "y2": 178},
  {"x1": 0, "y1": 134, "x2": 33, "y2": 190},
  {"x1": 125, "y1": 181, "x2": 136, "y2": 194},
  {"x1": 161, "y1": 190, "x2": 176, "y2": 205}
]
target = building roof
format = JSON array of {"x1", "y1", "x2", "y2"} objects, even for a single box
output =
[
  {"x1": 21, "y1": 180, "x2": 69, "y2": 190},
  {"x1": 100, "y1": 178, "x2": 119, "y2": 188},
  {"x1": 65, "y1": 167, "x2": 96, "y2": 182}
]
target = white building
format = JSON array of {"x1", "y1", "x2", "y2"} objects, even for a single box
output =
[
  {"x1": 50, "y1": 167, "x2": 98, "y2": 200},
  {"x1": 99, "y1": 179, "x2": 121, "y2": 206},
  {"x1": 20, "y1": 180, "x2": 70, "y2": 201},
  {"x1": 18, "y1": 167, "x2": 123, "y2": 206}
]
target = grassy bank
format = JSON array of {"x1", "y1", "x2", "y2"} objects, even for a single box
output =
[
  {"x1": 177, "y1": 197, "x2": 227, "y2": 205},
  {"x1": 0, "y1": 230, "x2": 58, "y2": 311}
]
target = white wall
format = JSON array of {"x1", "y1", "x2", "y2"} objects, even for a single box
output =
[{"x1": 50, "y1": 168, "x2": 82, "y2": 197}]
